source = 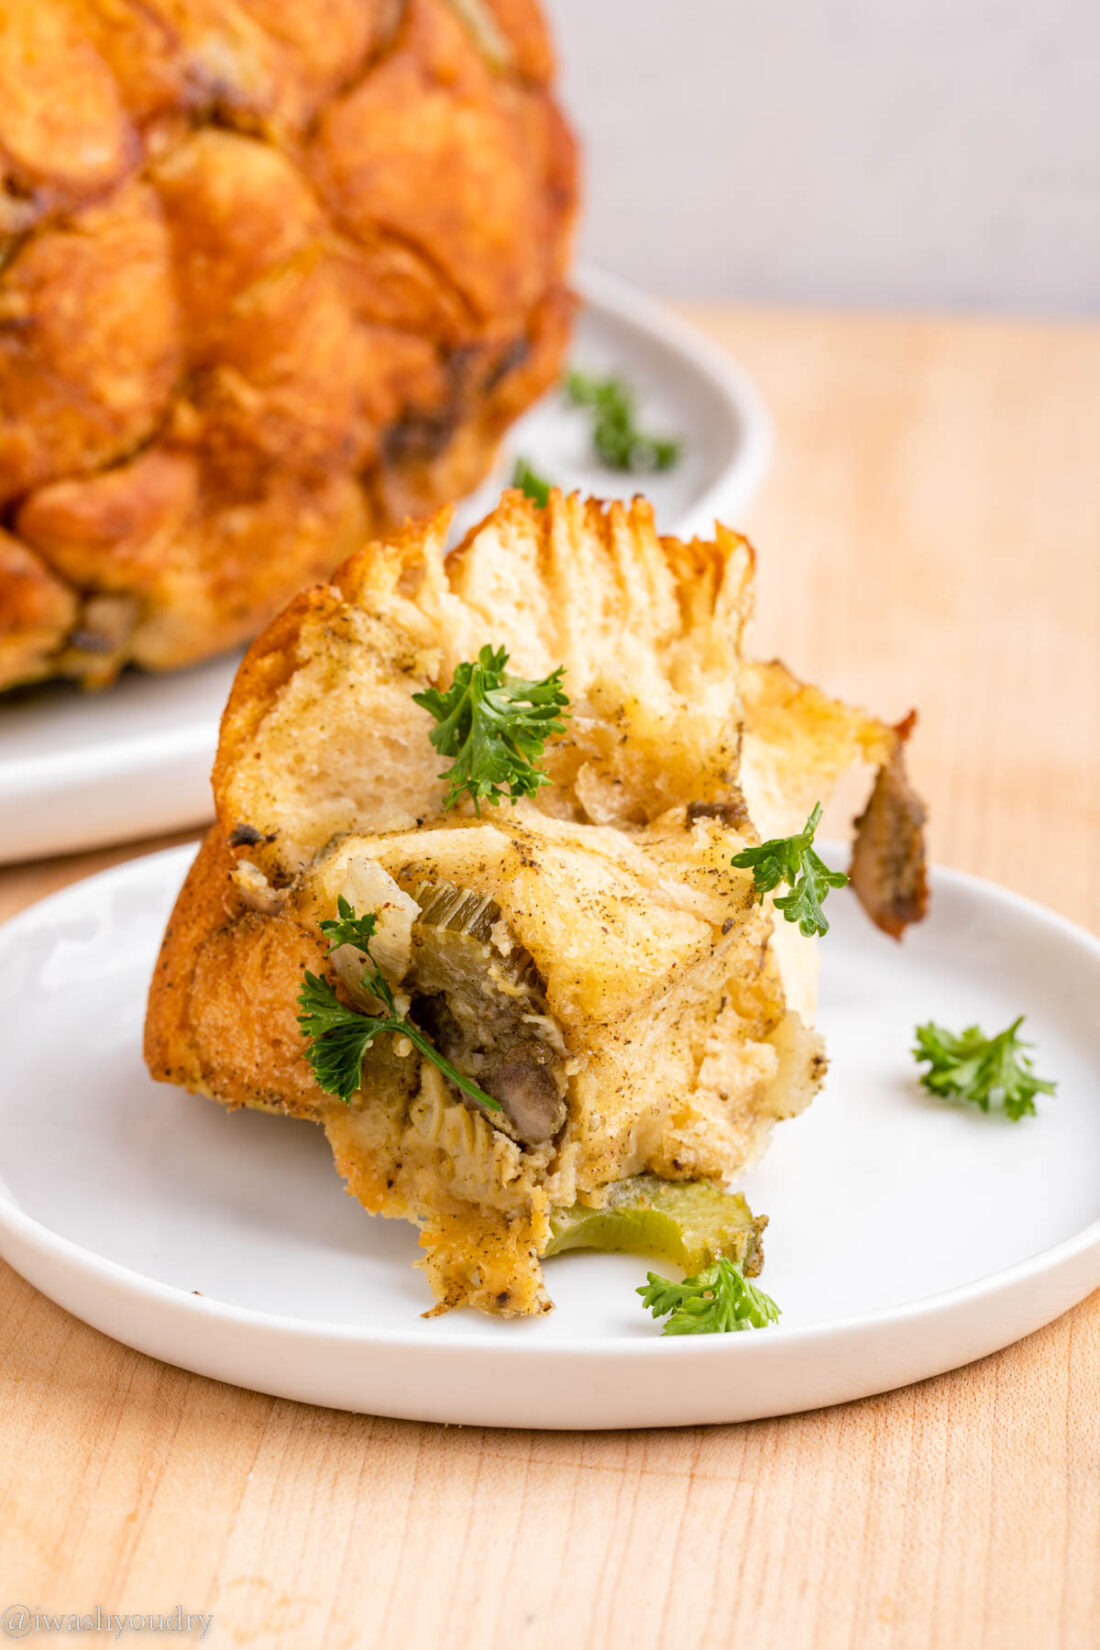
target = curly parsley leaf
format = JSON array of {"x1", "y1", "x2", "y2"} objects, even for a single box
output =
[
  {"x1": 565, "y1": 369, "x2": 682, "y2": 473},
  {"x1": 638, "y1": 1257, "x2": 781, "y2": 1336},
  {"x1": 298, "y1": 901, "x2": 501, "y2": 1110},
  {"x1": 913, "y1": 1016, "x2": 1056, "y2": 1121},
  {"x1": 318, "y1": 898, "x2": 382, "y2": 957},
  {"x1": 511, "y1": 457, "x2": 553, "y2": 507},
  {"x1": 413, "y1": 644, "x2": 569, "y2": 814},
  {"x1": 731, "y1": 801, "x2": 848, "y2": 937},
  {"x1": 297, "y1": 973, "x2": 391, "y2": 1102}
]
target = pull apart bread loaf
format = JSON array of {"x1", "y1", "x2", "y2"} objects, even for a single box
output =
[{"x1": 145, "y1": 491, "x2": 927, "y2": 1317}]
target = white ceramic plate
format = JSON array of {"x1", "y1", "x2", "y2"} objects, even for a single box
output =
[
  {"x1": 0, "y1": 844, "x2": 1096, "y2": 1430},
  {"x1": 0, "y1": 268, "x2": 770, "y2": 866}
]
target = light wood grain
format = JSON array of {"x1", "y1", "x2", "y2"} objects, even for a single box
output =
[{"x1": 0, "y1": 308, "x2": 1097, "y2": 1650}]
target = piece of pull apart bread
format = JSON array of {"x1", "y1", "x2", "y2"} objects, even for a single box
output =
[{"x1": 145, "y1": 491, "x2": 927, "y2": 1317}]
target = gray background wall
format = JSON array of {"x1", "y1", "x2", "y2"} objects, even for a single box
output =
[{"x1": 547, "y1": 0, "x2": 1099, "y2": 312}]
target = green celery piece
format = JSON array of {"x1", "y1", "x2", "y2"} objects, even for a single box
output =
[{"x1": 545, "y1": 1174, "x2": 766, "y2": 1276}]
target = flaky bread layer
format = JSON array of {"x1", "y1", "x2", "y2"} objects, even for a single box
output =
[
  {"x1": 211, "y1": 493, "x2": 756, "y2": 882},
  {"x1": 145, "y1": 490, "x2": 925, "y2": 1316}
]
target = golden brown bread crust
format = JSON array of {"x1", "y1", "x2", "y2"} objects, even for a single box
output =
[
  {"x1": 0, "y1": 0, "x2": 577, "y2": 690},
  {"x1": 144, "y1": 827, "x2": 331, "y2": 1118},
  {"x1": 0, "y1": 527, "x2": 78, "y2": 688}
]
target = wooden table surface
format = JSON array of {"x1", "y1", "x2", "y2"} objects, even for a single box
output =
[{"x1": 1, "y1": 307, "x2": 1097, "y2": 1650}]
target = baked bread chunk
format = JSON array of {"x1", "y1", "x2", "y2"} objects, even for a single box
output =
[
  {"x1": 145, "y1": 491, "x2": 926, "y2": 1316},
  {"x1": 0, "y1": 0, "x2": 575, "y2": 690}
]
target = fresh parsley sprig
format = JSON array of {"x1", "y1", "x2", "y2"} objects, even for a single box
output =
[
  {"x1": 731, "y1": 802, "x2": 848, "y2": 937},
  {"x1": 511, "y1": 457, "x2": 553, "y2": 507},
  {"x1": 318, "y1": 899, "x2": 391, "y2": 959},
  {"x1": 638, "y1": 1257, "x2": 781, "y2": 1336},
  {"x1": 413, "y1": 645, "x2": 569, "y2": 814},
  {"x1": 298, "y1": 897, "x2": 501, "y2": 1111},
  {"x1": 913, "y1": 1016, "x2": 1056, "y2": 1121},
  {"x1": 565, "y1": 369, "x2": 682, "y2": 473}
]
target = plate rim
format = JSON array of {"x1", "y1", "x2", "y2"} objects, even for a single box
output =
[{"x1": 0, "y1": 841, "x2": 1096, "y2": 1363}]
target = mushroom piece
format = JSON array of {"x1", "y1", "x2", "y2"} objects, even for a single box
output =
[
  {"x1": 407, "y1": 880, "x2": 569, "y2": 1147},
  {"x1": 849, "y1": 713, "x2": 929, "y2": 939},
  {"x1": 482, "y1": 1045, "x2": 566, "y2": 1144}
]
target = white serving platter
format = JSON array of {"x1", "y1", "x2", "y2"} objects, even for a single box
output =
[
  {"x1": 0, "y1": 267, "x2": 770, "y2": 865},
  {"x1": 0, "y1": 844, "x2": 1095, "y2": 1430}
]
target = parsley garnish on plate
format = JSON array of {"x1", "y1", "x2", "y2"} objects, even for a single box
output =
[
  {"x1": 912, "y1": 1016, "x2": 1056, "y2": 1121},
  {"x1": 565, "y1": 369, "x2": 682, "y2": 473},
  {"x1": 511, "y1": 457, "x2": 553, "y2": 507},
  {"x1": 638, "y1": 1257, "x2": 781, "y2": 1336},
  {"x1": 413, "y1": 645, "x2": 569, "y2": 814},
  {"x1": 731, "y1": 802, "x2": 848, "y2": 937},
  {"x1": 298, "y1": 898, "x2": 501, "y2": 1110}
]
